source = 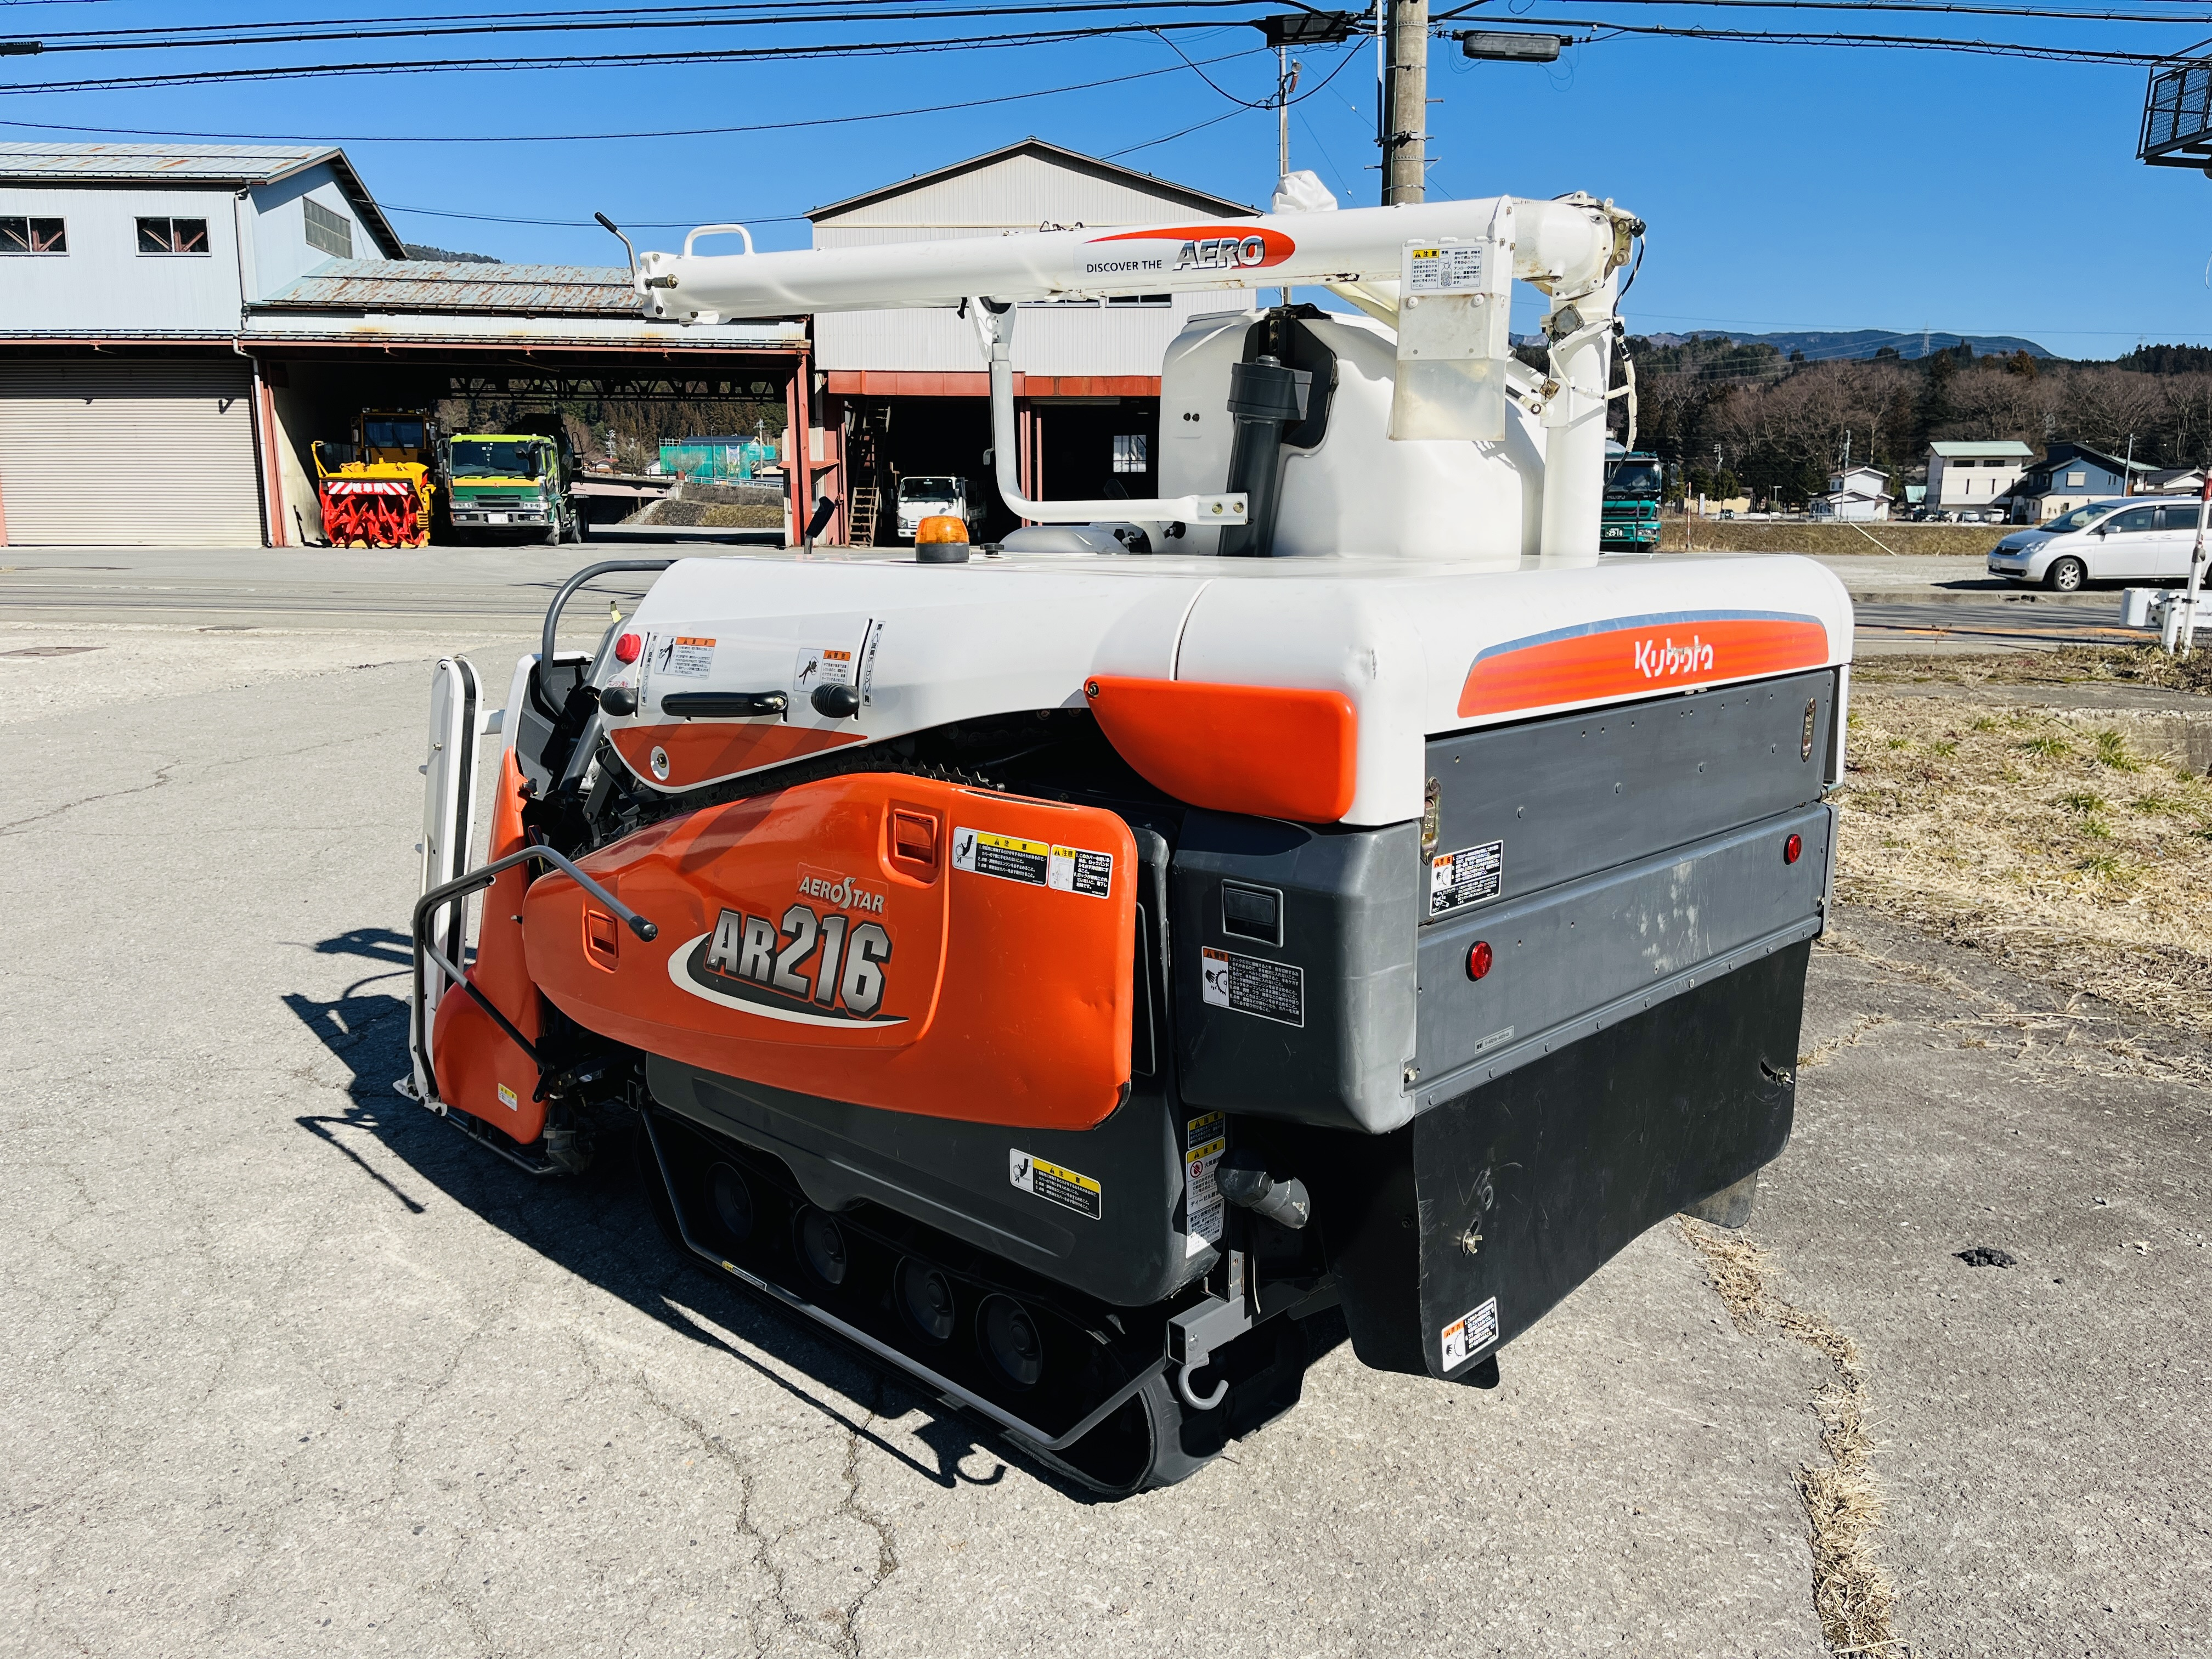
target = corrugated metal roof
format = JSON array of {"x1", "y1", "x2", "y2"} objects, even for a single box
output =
[
  {"x1": 1928, "y1": 440, "x2": 2036, "y2": 458},
  {"x1": 0, "y1": 142, "x2": 334, "y2": 183},
  {"x1": 256, "y1": 259, "x2": 641, "y2": 316},
  {"x1": 0, "y1": 142, "x2": 407, "y2": 257}
]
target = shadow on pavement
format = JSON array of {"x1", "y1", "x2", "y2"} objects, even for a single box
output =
[{"x1": 280, "y1": 935, "x2": 1034, "y2": 1497}]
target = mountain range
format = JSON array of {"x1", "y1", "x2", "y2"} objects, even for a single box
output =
[{"x1": 1631, "y1": 328, "x2": 2053, "y2": 361}]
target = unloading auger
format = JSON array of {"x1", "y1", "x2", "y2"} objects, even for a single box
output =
[{"x1": 404, "y1": 187, "x2": 1852, "y2": 1493}]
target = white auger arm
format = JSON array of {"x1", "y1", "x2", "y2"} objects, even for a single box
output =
[{"x1": 630, "y1": 194, "x2": 1640, "y2": 545}]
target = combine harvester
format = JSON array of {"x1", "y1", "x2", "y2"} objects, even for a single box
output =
[{"x1": 405, "y1": 185, "x2": 1852, "y2": 1493}]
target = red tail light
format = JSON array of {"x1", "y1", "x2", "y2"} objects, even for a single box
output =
[
  {"x1": 1784, "y1": 833, "x2": 1803, "y2": 865},
  {"x1": 1466, "y1": 940, "x2": 1493, "y2": 981}
]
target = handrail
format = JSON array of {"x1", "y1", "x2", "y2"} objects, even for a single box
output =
[
  {"x1": 684, "y1": 222, "x2": 755, "y2": 258},
  {"x1": 408, "y1": 843, "x2": 658, "y2": 1105},
  {"x1": 533, "y1": 558, "x2": 675, "y2": 718}
]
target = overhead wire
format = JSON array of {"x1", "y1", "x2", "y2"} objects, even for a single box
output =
[
  {"x1": 0, "y1": 45, "x2": 1269, "y2": 142},
  {"x1": 0, "y1": 19, "x2": 1275, "y2": 96},
  {"x1": 14, "y1": 0, "x2": 1300, "y2": 54}
]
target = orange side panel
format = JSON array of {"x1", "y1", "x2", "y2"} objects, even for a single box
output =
[
  {"x1": 608, "y1": 721, "x2": 867, "y2": 791},
  {"x1": 433, "y1": 752, "x2": 546, "y2": 1141},
  {"x1": 1458, "y1": 613, "x2": 1831, "y2": 719},
  {"x1": 1084, "y1": 675, "x2": 1358, "y2": 824},
  {"x1": 522, "y1": 774, "x2": 1137, "y2": 1132}
]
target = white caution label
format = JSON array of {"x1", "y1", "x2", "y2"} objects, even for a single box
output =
[
  {"x1": 1047, "y1": 843, "x2": 1114, "y2": 899},
  {"x1": 1183, "y1": 1111, "x2": 1227, "y2": 1258},
  {"x1": 662, "y1": 635, "x2": 715, "y2": 679},
  {"x1": 793, "y1": 644, "x2": 854, "y2": 692},
  {"x1": 1407, "y1": 245, "x2": 1487, "y2": 294},
  {"x1": 1429, "y1": 840, "x2": 1504, "y2": 917},
  {"x1": 1441, "y1": 1296, "x2": 1499, "y2": 1370},
  {"x1": 1200, "y1": 946, "x2": 1305, "y2": 1027},
  {"x1": 952, "y1": 827, "x2": 1049, "y2": 887},
  {"x1": 1009, "y1": 1148, "x2": 1103, "y2": 1221}
]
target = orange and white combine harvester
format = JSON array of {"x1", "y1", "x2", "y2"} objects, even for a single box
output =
[{"x1": 405, "y1": 184, "x2": 1852, "y2": 1493}]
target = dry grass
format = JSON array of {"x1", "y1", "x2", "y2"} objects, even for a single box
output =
[
  {"x1": 1658, "y1": 520, "x2": 2017, "y2": 557},
  {"x1": 1855, "y1": 644, "x2": 2212, "y2": 697},
  {"x1": 1678, "y1": 1221, "x2": 1897, "y2": 1654},
  {"x1": 1835, "y1": 689, "x2": 2212, "y2": 1039}
]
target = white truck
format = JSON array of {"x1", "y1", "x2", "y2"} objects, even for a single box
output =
[
  {"x1": 408, "y1": 185, "x2": 1852, "y2": 1494},
  {"x1": 894, "y1": 474, "x2": 984, "y2": 543}
]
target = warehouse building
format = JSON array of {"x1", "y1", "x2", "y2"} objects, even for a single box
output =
[{"x1": 0, "y1": 139, "x2": 1251, "y2": 548}]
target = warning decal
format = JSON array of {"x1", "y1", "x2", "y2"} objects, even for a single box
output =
[
  {"x1": 662, "y1": 635, "x2": 715, "y2": 679},
  {"x1": 1441, "y1": 1296, "x2": 1500, "y2": 1370},
  {"x1": 952, "y1": 827, "x2": 1049, "y2": 887},
  {"x1": 1009, "y1": 1149, "x2": 1103, "y2": 1221},
  {"x1": 793, "y1": 644, "x2": 855, "y2": 692},
  {"x1": 1200, "y1": 946, "x2": 1305, "y2": 1028},
  {"x1": 1429, "y1": 839, "x2": 1505, "y2": 917},
  {"x1": 1183, "y1": 1111, "x2": 1227, "y2": 1257},
  {"x1": 1407, "y1": 245, "x2": 1487, "y2": 294},
  {"x1": 1048, "y1": 844, "x2": 1114, "y2": 899},
  {"x1": 496, "y1": 1083, "x2": 518, "y2": 1112}
]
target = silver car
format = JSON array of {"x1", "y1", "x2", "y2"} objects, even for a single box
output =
[{"x1": 1987, "y1": 498, "x2": 2208, "y2": 591}]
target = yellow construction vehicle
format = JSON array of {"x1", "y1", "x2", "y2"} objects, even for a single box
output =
[{"x1": 313, "y1": 410, "x2": 438, "y2": 548}]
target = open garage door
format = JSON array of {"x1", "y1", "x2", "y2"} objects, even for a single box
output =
[{"x1": 0, "y1": 359, "x2": 262, "y2": 547}]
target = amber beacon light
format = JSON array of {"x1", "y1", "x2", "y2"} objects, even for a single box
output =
[{"x1": 915, "y1": 515, "x2": 969, "y2": 545}]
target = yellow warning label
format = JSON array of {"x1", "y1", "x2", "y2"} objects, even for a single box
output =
[
  {"x1": 953, "y1": 826, "x2": 1050, "y2": 886},
  {"x1": 496, "y1": 1082, "x2": 518, "y2": 1111},
  {"x1": 1009, "y1": 1148, "x2": 1103, "y2": 1220}
]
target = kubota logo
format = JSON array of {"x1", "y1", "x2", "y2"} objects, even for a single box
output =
[
  {"x1": 798, "y1": 864, "x2": 885, "y2": 913},
  {"x1": 1633, "y1": 634, "x2": 1716, "y2": 679}
]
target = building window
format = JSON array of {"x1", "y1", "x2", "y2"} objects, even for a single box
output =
[
  {"x1": 0, "y1": 216, "x2": 66, "y2": 254},
  {"x1": 1113, "y1": 434, "x2": 1148, "y2": 473},
  {"x1": 137, "y1": 217, "x2": 210, "y2": 255},
  {"x1": 303, "y1": 198, "x2": 353, "y2": 258},
  {"x1": 2066, "y1": 471, "x2": 2086, "y2": 487}
]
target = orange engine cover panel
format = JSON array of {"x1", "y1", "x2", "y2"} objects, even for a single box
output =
[{"x1": 522, "y1": 775, "x2": 1137, "y2": 1131}]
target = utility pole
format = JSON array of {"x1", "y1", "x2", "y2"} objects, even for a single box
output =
[
  {"x1": 2123, "y1": 431, "x2": 2135, "y2": 496},
  {"x1": 1277, "y1": 48, "x2": 1300, "y2": 305},
  {"x1": 1382, "y1": 0, "x2": 1428, "y2": 204}
]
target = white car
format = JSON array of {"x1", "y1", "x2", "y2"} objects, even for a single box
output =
[{"x1": 1987, "y1": 498, "x2": 2208, "y2": 591}]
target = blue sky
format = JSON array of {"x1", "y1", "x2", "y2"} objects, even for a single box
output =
[{"x1": 3, "y1": 2, "x2": 2207, "y2": 358}]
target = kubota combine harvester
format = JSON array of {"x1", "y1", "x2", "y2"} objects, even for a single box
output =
[
  {"x1": 405, "y1": 183, "x2": 1852, "y2": 1493},
  {"x1": 314, "y1": 409, "x2": 437, "y2": 548}
]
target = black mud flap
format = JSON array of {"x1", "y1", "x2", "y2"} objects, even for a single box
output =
[{"x1": 1305, "y1": 942, "x2": 1808, "y2": 1380}]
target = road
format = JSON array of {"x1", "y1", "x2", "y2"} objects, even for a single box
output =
[{"x1": 2, "y1": 551, "x2": 2204, "y2": 1657}]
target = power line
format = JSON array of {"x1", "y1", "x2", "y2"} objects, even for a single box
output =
[
  {"x1": 0, "y1": 19, "x2": 1272, "y2": 95},
  {"x1": 1461, "y1": 17, "x2": 2189, "y2": 62},
  {"x1": 1435, "y1": 0, "x2": 2212, "y2": 21},
  {"x1": 0, "y1": 46, "x2": 1266, "y2": 142},
  {"x1": 18, "y1": 0, "x2": 1286, "y2": 54}
]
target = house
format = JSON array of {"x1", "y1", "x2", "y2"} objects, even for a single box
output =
[
  {"x1": 2005, "y1": 442, "x2": 2154, "y2": 523},
  {"x1": 2143, "y1": 466, "x2": 2207, "y2": 496},
  {"x1": 808, "y1": 138, "x2": 1257, "y2": 540},
  {"x1": 1925, "y1": 440, "x2": 2033, "y2": 514},
  {"x1": 0, "y1": 143, "x2": 805, "y2": 546},
  {"x1": 1809, "y1": 463, "x2": 1893, "y2": 522}
]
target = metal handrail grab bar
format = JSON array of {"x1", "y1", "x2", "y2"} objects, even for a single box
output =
[
  {"x1": 408, "y1": 844, "x2": 658, "y2": 1104},
  {"x1": 532, "y1": 558, "x2": 675, "y2": 716}
]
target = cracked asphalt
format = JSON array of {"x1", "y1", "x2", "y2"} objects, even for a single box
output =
[{"x1": 2, "y1": 556, "x2": 2206, "y2": 1657}]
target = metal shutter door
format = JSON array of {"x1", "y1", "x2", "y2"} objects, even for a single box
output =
[{"x1": 0, "y1": 360, "x2": 262, "y2": 547}]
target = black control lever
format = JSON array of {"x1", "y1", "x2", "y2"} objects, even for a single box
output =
[{"x1": 661, "y1": 690, "x2": 788, "y2": 718}]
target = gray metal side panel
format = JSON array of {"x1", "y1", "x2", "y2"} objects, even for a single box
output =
[
  {"x1": 1413, "y1": 803, "x2": 1833, "y2": 1107},
  {"x1": 1424, "y1": 669, "x2": 1838, "y2": 910},
  {"x1": 1172, "y1": 815, "x2": 1421, "y2": 1135}
]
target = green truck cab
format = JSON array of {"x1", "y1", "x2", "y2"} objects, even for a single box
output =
[
  {"x1": 1601, "y1": 450, "x2": 1664, "y2": 553},
  {"x1": 440, "y1": 431, "x2": 580, "y2": 544}
]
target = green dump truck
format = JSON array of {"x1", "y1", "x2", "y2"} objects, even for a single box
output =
[
  {"x1": 1601, "y1": 449, "x2": 1664, "y2": 553},
  {"x1": 440, "y1": 431, "x2": 580, "y2": 544}
]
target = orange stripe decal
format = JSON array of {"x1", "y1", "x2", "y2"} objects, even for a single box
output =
[{"x1": 1458, "y1": 612, "x2": 1831, "y2": 719}]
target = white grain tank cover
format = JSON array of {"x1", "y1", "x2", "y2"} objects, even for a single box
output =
[{"x1": 0, "y1": 360, "x2": 260, "y2": 546}]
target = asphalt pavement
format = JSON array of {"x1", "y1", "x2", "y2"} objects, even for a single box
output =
[{"x1": 1, "y1": 552, "x2": 2204, "y2": 1657}]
